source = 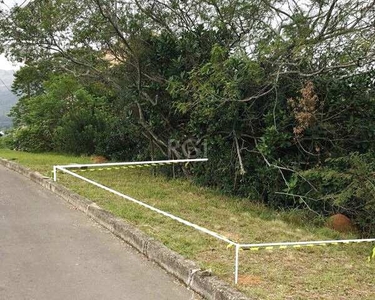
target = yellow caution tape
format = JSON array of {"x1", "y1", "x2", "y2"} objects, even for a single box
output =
[
  {"x1": 69, "y1": 163, "x2": 174, "y2": 173},
  {"x1": 368, "y1": 246, "x2": 375, "y2": 262},
  {"x1": 66, "y1": 161, "x2": 178, "y2": 173},
  {"x1": 243, "y1": 242, "x2": 359, "y2": 251}
]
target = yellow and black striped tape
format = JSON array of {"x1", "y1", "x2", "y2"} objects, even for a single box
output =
[
  {"x1": 368, "y1": 246, "x2": 375, "y2": 262},
  {"x1": 70, "y1": 162, "x2": 174, "y2": 173},
  {"x1": 246, "y1": 243, "x2": 331, "y2": 251},
  {"x1": 227, "y1": 240, "x2": 374, "y2": 252}
]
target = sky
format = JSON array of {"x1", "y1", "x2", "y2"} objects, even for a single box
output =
[
  {"x1": 0, "y1": 0, "x2": 27, "y2": 70},
  {"x1": 0, "y1": 55, "x2": 19, "y2": 70}
]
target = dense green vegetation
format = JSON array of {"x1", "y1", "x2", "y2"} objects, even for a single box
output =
[{"x1": 1, "y1": 0, "x2": 374, "y2": 234}]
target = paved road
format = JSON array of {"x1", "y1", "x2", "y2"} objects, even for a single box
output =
[{"x1": 0, "y1": 165, "x2": 196, "y2": 300}]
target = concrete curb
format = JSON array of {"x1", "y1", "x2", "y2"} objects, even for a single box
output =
[{"x1": 0, "y1": 158, "x2": 252, "y2": 300}]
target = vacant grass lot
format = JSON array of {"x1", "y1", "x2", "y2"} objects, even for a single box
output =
[{"x1": 1, "y1": 149, "x2": 374, "y2": 299}]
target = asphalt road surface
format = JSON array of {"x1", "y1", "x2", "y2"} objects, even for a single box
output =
[{"x1": 0, "y1": 165, "x2": 196, "y2": 300}]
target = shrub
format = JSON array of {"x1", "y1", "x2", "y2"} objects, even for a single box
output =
[
  {"x1": 5, "y1": 126, "x2": 53, "y2": 152},
  {"x1": 287, "y1": 153, "x2": 375, "y2": 235}
]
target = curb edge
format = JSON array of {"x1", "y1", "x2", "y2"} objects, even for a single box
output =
[{"x1": 0, "y1": 158, "x2": 252, "y2": 300}]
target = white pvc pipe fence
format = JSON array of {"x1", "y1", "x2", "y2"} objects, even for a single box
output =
[
  {"x1": 53, "y1": 158, "x2": 375, "y2": 284},
  {"x1": 234, "y1": 238, "x2": 375, "y2": 284},
  {"x1": 55, "y1": 158, "x2": 209, "y2": 170}
]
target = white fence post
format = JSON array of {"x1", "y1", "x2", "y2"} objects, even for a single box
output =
[
  {"x1": 235, "y1": 244, "x2": 240, "y2": 284},
  {"x1": 53, "y1": 166, "x2": 57, "y2": 182}
]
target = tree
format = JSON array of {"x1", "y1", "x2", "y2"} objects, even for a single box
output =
[{"x1": 2, "y1": 0, "x2": 375, "y2": 233}]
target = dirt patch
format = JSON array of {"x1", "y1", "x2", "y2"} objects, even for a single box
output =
[
  {"x1": 90, "y1": 155, "x2": 108, "y2": 163},
  {"x1": 238, "y1": 275, "x2": 263, "y2": 286},
  {"x1": 218, "y1": 231, "x2": 241, "y2": 241}
]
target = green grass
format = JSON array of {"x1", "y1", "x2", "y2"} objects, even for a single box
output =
[
  {"x1": 1, "y1": 149, "x2": 375, "y2": 299},
  {"x1": 0, "y1": 149, "x2": 91, "y2": 174}
]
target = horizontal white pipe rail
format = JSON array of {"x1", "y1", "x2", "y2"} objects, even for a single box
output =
[
  {"x1": 56, "y1": 158, "x2": 208, "y2": 169},
  {"x1": 235, "y1": 238, "x2": 375, "y2": 284},
  {"x1": 52, "y1": 159, "x2": 375, "y2": 285},
  {"x1": 54, "y1": 166, "x2": 234, "y2": 245},
  {"x1": 239, "y1": 238, "x2": 375, "y2": 249}
]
